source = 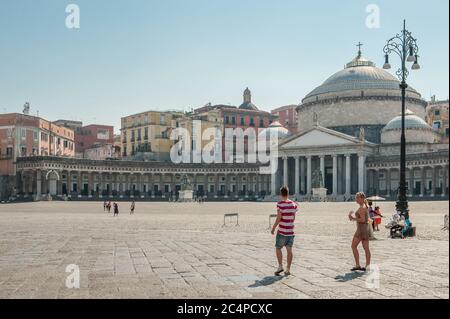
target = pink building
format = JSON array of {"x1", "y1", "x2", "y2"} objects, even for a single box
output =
[
  {"x1": 271, "y1": 105, "x2": 298, "y2": 134},
  {"x1": 75, "y1": 124, "x2": 114, "y2": 155}
]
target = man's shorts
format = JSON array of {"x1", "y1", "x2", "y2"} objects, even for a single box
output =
[{"x1": 275, "y1": 233, "x2": 295, "y2": 248}]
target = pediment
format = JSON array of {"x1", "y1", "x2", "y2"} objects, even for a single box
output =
[{"x1": 280, "y1": 127, "x2": 361, "y2": 149}]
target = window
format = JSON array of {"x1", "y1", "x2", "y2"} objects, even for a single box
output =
[
  {"x1": 231, "y1": 117, "x2": 236, "y2": 125},
  {"x1": 137, "y1": 129, "x2": 142, "y2": 140},
  {"x1": 433, "y1": 121, "x2": 442, "y2": 130},
  {"x1": 6, "y1": 147, "x2": 13, "y2": 156},
  {"x1": 434, "y1": 110, "x2": 440, "y2": 116},
  {"x1": 240, "y1": 117, "x2": 245, "y2": 125},
  {"x1": 446, "y1": 128, "x2": 449, "y2": 138},
  {"x1": 131, "y1": 130, "x2": 135, "y2": 141},
  {"x1": 144, "y1": 127, "x2": 148, "y2": 139},
  {"x1": 225, "y1": 116, "x2": 229, "y2": 124},
  {"x1": 249, "y1": 117, "x2": 255, "y2": 126},
  {"x1": 160, "y1": 114, "x2": 166, "y2": 125},
  {"x1": 259, "y1": 119, "x2": 264, "y2": 127}
]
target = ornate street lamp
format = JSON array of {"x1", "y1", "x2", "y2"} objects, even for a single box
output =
[{"x1": 382, "y1": 20, "x2": 420, "y2": 220}]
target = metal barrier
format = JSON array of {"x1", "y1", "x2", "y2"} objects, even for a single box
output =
[{"x1": 223, "y1": 213, "x2": 239, "y2": 226}]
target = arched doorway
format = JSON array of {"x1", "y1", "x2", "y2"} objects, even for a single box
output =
[{"x1": 46, "y1": 170, "x2": 60, "y2": 196}]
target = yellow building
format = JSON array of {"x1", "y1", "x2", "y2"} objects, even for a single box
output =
[
  {"x1": 426, "y1": 97, "x2": 449, "y2": 144},
  {"x1": 179, "y1": 109, "x2": 224, "y2": 150},
  {"x1": 121, "y1": 110, "x2": 183, "y2": 161}
]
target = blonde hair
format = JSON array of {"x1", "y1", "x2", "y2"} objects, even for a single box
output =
[{"x1": 356, "y1": 192, "x2": 369, "y2": 208}]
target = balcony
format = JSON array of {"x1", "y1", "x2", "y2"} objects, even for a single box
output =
[{"x1": 0, "y1": 154, "x2": 13, "y2": 160}]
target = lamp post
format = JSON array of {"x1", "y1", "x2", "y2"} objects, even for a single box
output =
[{"x1": 383, "y1": 20, "x2": 420, "y2": 220}]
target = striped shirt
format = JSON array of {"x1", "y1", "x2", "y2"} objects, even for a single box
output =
[{"x1": 276, "y1": 200, "x2": 298, "y2": 236}]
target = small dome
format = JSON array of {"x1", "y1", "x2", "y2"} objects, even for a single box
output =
[
  {"x1": 259, "y1": 121, "x2": 291, "y2": 139},
  {"x1": 383, "y1": 109, "x2": 432, "y2": 131},
  {"x1": 239, "y1": 102, "x2": 259, "y2": 110},
  {"x1": 381, "y1": 109, "x2": 436, "y2": 144},
  {"x1": 239, "y1": 87, "x2": 259, "y2": 110}
]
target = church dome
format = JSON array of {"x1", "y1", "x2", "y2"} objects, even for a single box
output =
[
  {"x1": 259, "y1": 121, "x2": 292, "y2": 140},
  {"x1": 383, "y1": 109, "x2": 431, "y2": 131},
  {"x1": 296, "y1": 46, "x2": 427, "y2": 142},
  {"x1": 303, "y1": 53, "x2": 418, "y2": 101},
  {"x1": 381, "y1": 109, "x2": 435, "y2": 144}
]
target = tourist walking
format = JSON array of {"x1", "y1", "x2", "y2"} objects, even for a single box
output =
[
  {"x1": 113, "y1": 202, "x2": 119, "y2": 217},
  {"x1": 107, "y1": 201, "x2": 111, "y2": 213},
  {"x1": 271, "y1": 186, "x2": 298, "y2": 276},
  {"x1": 130, "y1": 201, "x2": 135, "y2": 214},
  {"x1": 373, "y1": 206, "x2": 383, "y2": 231},
  {"x1": 348, "y1": 192, "x2": 371, "y2": 271},
  {"x1": 103, "y1": 200, "x2": 107, "y2": 212}
]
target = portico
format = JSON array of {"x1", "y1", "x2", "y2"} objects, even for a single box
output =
[{"x1": 275, "y1": 125, "x2": 376, "y2": 199}]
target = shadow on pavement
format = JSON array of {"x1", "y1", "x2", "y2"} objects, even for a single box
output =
[
  {"x1": 248, "y1": 276, "x2": 284, "y2": 288},
  {"x1": 335, "y1": 272, "x2": 365, "y2": 282}
]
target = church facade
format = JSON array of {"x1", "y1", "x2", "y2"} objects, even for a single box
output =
[{"x1": 271, "y1": 50, "x2": 449, "y2": 200}]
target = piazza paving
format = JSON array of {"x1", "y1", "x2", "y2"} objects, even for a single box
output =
[{"x1": 0, "y1": 200, "x2": 448, "y2": 299}]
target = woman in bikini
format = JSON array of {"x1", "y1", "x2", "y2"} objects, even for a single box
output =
[{"x1": 348, "y1": 192, "x2": 371, "y2": 271}]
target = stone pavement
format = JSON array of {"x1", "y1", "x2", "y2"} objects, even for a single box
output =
[{"x1": 0, "y1": 201, "x2": 448, "y2": 299}]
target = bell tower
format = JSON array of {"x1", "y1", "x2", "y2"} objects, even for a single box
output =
[{"x1": 243, "y1": 87, "x2": 252, "y2": 104}]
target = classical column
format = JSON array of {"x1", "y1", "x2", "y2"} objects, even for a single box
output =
[
  {"x1": 300, "y1": 157, "x2": 305, "y2": 194},
  {"x1": 294, "y1": 156, "x2": 300, "y2": 195},
  {"x1": 306, "y1": 156, "x2": 312, "y2": 195},
  {"x1": 67, "y1": 171, "x2": 72, "y2": 194},
  {"x1": 78, "y1": 171, "x2": 83, "y2": 196},
  {"x1": 283, "y1": 156, "x2": 288, "y2": 187},
  {"x1": 332, "y1": 155, "x2": 338, "y2": 196},
  {"x1": 271, "y1": 169, "x2": 276, "y2": 195},
  {"x1": 386, "y1": 169, "x2": 391, "y2": 197},
  {"x1": 419, "y1": 167, "x2": 425, "y2": 197},
  {"x1": 319, "y1": 155, "x2": 325, "y2": 186},
  {"x1": 443, "y1": 165, "x2": 448, "y2": 196},
  {"x1": 88, "y1": 172, "x2": 93, "y2": 196},
  {"x1": 345, "y1": 154, "x2": 351, "y2": 197},
  {"x1": 374, "y1": 169, "x2": 379, "y2": 195},
  {"x1": 431, "y1": 166, "x2": 436, "y2": 197},
  {"x1": 358, "y1": 153, "x2": 365, "y2": 192},
  {"x1": 36, "y1": 170, "x2": 42, "y2": 198},
  {"x1": 409, "y1": 168, "x2": 415, "y2": 196}
]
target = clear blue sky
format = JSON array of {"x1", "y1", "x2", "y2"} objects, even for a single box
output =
[{"x1": 0, "y1": 0, "x2": 448, "y2": 133}]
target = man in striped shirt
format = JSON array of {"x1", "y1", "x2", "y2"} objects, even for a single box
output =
[{"x1": 271, "y1": 186, "x2": 298, "y2": 276}]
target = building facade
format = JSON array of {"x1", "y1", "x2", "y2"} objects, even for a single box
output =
[
  {"x1": 121, "y1": 110, "x2": 184, "y2": 161},
  {"x1": 270, "y1": 50, "x2": 449, "y2": 200},
  {"x1": 6, "y1": 52, "x2": 449, "y2": 202},
  {"x1": 271, "y1": 105, "x2": 298, "y2": 134},
  {"x1": 194, "y1": 88, "x2": 278, "y2": 162},
  {"x1": 426, "y1": 97, "x2": 449, "y2": 144},
  {"x1": 0, "y1": 113, "x2": 75, "y2": 199},
  {"x1": 83, "y1": 144, "x2": 120, "y2": 160},
  {"x1": 15, "y1": 156, "x2": 270, "y2": 200},
  {"x1": 75, "y1": 124, "x2": 114, "y2": 155}
]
